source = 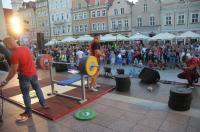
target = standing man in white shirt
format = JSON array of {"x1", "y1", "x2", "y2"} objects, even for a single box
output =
[{"x1": 76, "y1": 48, "x2": 84, "y2": 65}]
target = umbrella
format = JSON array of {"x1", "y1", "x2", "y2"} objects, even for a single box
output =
[
  {"x1": 61, "y1": 36, "x2": 77, "y2": 43},
  {"x1": 101, "y1": 34, "x2": 116, "y2": 42},
  {"x1": 129, "y1": 33, "x2": 150, "y2": 40},
  {"x1": 150, "y1": 32, "x2": 176, "y2": 40},
  {"x1": 76, "y1": 35, "x2": 93, "y2": 42},
  {"x1": 177, "y1": 31, "x2": 200, "y2": 38},
  {"x1": 44, "y1": 39, "x2": 59, "y2": 46},
  {"x1": 116, "y1": 34, "x2": 128, "y2": 41}
]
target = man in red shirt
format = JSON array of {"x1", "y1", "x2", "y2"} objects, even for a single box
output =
[
  {"x1": 177, "y1": 53, "x2": 200, "y2": 88},
  {"x1": 89, "y1": 34, "x2": 105, "y2": 92},
  {"x1": 0, "y1": 37, "x2": 47, "y2": 122}
]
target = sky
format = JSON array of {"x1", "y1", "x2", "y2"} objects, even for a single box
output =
[
  {"x1": 2, "y1": 0, "x2": 34, "y2": 9},
  {"x1": 2, "y1": 0, "x2": 138, "y2": 9}
]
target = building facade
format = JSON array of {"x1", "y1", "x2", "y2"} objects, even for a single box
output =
[
  {"x1": 48, "y1": 0, "x2": 72, "y2": 40},
  {"x1": 11, "y1": 0, "x2": 23, "y2": 12},
  {"x1": 132, "y1": 0, "x2": 161, "y2": 36},
  {"x1": 108, "y1": 0, "x2": 132, "y2": 36},
  {"x1": 18, "y1": 2, "x2": 37, "y2": 43},
  {"x1": 3, "y1": 9, "x2": 13, "y2": 37},
  {"x1": 35, "y1": 0, "x2": 50, "y2": 41},
  {"x1": 161, "y1": 0, "x2": 200, "y2": 34},
  {"x1": 88, "y1": 0, "x2": 113, "y2": 35},
  {"x1": 72, "y1": 0, "x2": 90, "y2": 36},
  {"x1": 0, "y1": 0, "x2": 7, "y2": 40}
]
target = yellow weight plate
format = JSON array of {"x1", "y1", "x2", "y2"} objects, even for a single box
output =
[{"x1": 85, "y1": 56, "x2": 98, "y2": 76}]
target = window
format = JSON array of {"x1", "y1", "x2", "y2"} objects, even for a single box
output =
[
  {"x1": 52, "y1": 15, "x2": 54, "y2": 21},
  {"x1": 125, "y1": 19, "x2": 128, "y2": 28},
  {"x1": 92, "y1": 11, "x2": 96, "y2": 18},
  {"x1": 137, "y1": 17, "x2": 142, "y2": 27},
  {"x1": 92, "y1": 24, "x2": 97, "y2": 31},
  {"x1": 56, "y1": 2, "x2": 58, "y2": 8},
  {"x1": 80, "y1": 25, "x2": 83, "y2": 32},
  {"x1": 97, "y1": 23, "x2": 101, "y2": 31},
  {"x1": 66, "y1": 14, "x2": 69, "y2": 20},
  {"x1": 84, "y1": 25, "x2": 87, "y2": 32},
  {"x1": 144, "y1": 4, "x2": 147, "y2": 12},
  {"x1": 178, "y1": 14, "x2": 184, "y2": 25},
  {"x1": 102, "y1": 23, "x2": 105, "y2": 30},
  {"x1": 121, "y1": 8, "x2": 124, "y2": 14},
  {"x1": 78, "y1": 3, "x2": 81, "y2": 9},
  {"x1": 118, "y1": 20, "x2": 122, "y2": 29},
  {"x1": 67, "y1": 25, "x2": 70, "y2": 32},
  {"x1": 97, "y1": 11, "x2": 101, "y2": 17},
  {"x1": 114, "y1": 9, "x2": 118, "y2": 16},
  {"x1": 165, "y1": 14, "x2": 172, "y2": 25},
  {"x1": 96, "y1": 0, "x2": 100, "y2": 6},
  {"x1": 102, "y1": 10, "x2": 106, "y2": 16},
  {"x1": 53, "y1": 27, "x2": 56, "y2": 35},
  {"x1": 74, "y1": 14, "x2": 78, "y2": 20},
  {"x1": 79, "y1": 13, "x2": 83, "y2": 19},
  {"x1": 112, "y1": 20, "x2": 116, "y2": 29},
  {"x1": 191, "y1": 13, "x2": 198, "y2": 23},
  {"x1": 61, "y1": 13, "x2": 64, "y2": 20},
  {"x1": 150, "y1": 16, "x2": 155, "y2": 26},
  {"x1": 56, "y1": 14, "x2": 59, "y2": 21},
  {"x1": 62, "y1": 25, "x2": 65, "y2": 33},
  {"x1": 84, "y1": 12, "x2": 87, "y2": 19},
  {"x1": 57, "y1": 27, "x2": 60, "y2": 34},
  {"x1": 75, "y1": 26, "x2": 79, "y2": 32}
]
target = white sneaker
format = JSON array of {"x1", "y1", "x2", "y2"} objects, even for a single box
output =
[
  {"x1": 189, "y1": 86, "x2": 194, "y2": 89},
  {"x1": 95, "y1": 84, "x2": 101, "y2": 88},
  {"x1": 90, "y1": 86, "x2": 98, "y2": 92}
]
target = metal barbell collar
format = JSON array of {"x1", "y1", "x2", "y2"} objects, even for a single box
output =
[{"x1": 48, "y1": 61, "x2": 76, "y2": 65}]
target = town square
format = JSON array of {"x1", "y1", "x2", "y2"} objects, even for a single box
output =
[{"x1": 0, "y1": 0, "x2": 200, "y2": 132}]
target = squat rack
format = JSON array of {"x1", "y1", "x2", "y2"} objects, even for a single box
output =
[{"x1": 48, "y1": 61, "x2": 89, "y2": 104}]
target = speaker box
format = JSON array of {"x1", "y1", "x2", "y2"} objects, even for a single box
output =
[
  {"x1": 37, "y1": 33, "x2": 44, "y2": 52},
  {"x1": 139, "y1": 67, "x2": 160, "y2": 83}
]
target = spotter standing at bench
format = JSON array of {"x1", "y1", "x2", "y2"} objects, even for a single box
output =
[
  {"x1": 0, "y1": 37, "x2": 48, "y2": 122},
  {"x1": 89, "y1": 34, "x2": 105, "y2": 92}
]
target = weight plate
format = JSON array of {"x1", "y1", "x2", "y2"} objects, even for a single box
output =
[
  {"x1": 74, "y1": 108, "x2": 96, "y2": 121},
  {"x1": 39, "y1": 54, "x2": 53, "y2": 70},
  {"x1": 85, "y1": 56, "x2": 98, "y2": 76},
  {"x1": 79, "y1": 57, "x2": 87, "y2": 75}
]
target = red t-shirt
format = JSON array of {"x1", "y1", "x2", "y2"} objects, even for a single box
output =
[
  {"x1": 186, "y1": 57, "x2": 199, "y2": 68},
  {"x1": 11, "y1": 46, "x2": 36, "y2": 76}
]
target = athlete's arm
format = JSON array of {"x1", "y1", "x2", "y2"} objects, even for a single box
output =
[
  {"x1": 5, "y1": 64, "x2": 18, "y2": 82},
  {"x1": 0, "y1": 64, "x2": 18, "y2": 87}
]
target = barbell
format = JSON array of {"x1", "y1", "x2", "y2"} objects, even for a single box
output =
[{"x1": 36, "y1": 55, "x2": 99, "y2": 76}]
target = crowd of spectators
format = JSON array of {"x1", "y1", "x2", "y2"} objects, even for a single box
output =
[{"x1": 34, "y1": 40, "x2": 200, "y2": 70}]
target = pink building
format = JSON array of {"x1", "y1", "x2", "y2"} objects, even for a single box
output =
[{"x1": 88, "y1": 0, "x2": 114, "y2": 35}]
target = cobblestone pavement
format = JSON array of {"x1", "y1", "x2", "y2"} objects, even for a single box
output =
[{"x1": 0, "y1": 67, "x2": 200, "y2": 132}]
